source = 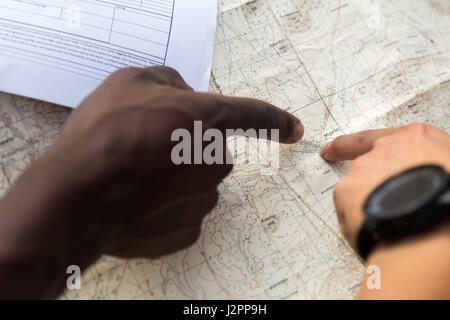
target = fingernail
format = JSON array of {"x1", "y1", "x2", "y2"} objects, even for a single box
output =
[
  {"x1": 320, "y1": 142, "x2": 331, "y2": 157},
  {"x1": 291, "y1": 121, "x2": 304, "y2": 142}
]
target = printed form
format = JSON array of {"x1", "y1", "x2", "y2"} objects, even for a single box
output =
[{"x1": 0, "y1": 0, "x2": 217, "y2": 107}]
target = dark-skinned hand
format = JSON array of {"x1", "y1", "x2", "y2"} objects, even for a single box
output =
[{"x1": 0, "y1": 66, "x2": 304, "y2": 298}]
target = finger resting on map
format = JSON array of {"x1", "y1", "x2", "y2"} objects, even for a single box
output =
[
  {"x1": 320, "y1": 127, "x2": 404, "y2": 162},
  {"x1": 199, "y1": 94, "x2": 304, "y2": 144}
]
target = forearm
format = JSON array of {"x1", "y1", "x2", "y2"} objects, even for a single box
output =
[
  {"x1": 0, "y1": 141, "x2": 112, "y2": 299},
  {"x1": 359, "y1": 221, "x2": 450, "y2": 299}
]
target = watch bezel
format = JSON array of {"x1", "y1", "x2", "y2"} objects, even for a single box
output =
[
  {"x1": 363, "y1": 165, "x2": 449, "y2": 225},
  {"x1": 358, "y1": 165, "x2": 450, "y2": 260}
]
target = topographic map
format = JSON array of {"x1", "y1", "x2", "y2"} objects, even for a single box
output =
[{"x1": 0, "y1": 0, "x2": 449, "y2": 299}]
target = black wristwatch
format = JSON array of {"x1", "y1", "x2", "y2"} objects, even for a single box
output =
[{"x1": 357, "y1": 165, "x2": 450, "y2": 260}]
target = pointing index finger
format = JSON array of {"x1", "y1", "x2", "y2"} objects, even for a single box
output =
[
  {"x1": 320, "y1": 127, "x2": 404, "y2": 162},
  {"x1": 196, "y1": 93, "x2": 304, "y2": 144}
]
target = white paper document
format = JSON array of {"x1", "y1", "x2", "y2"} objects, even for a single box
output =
[{"x1": 0, "y1": 0, "x2": 217, "y2": 108}]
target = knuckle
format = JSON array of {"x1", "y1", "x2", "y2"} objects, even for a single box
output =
[
  {"x1": 143, "y1": 66, "x2": 183, "y2": 83},
  {"x1": 109, "y1": 66, "x2": 141, "y2": 80},
  {"x1": 372, "y1": 136, "x2": 389, "y2": 148},
  {"x1": 160, "y1": 66, "x2": 181, "y2": 78},
  {"x1": 133, "y1": 67, "x2": 162, "y2": 82},
  {"x1": 146, "y1": 66, "x2": 167, "y2": 77},
  {"x1": 354, "y1": 133, "x2": 370, "y2": 148},
  {"x1": 405, "y1": 122, "x2": 429, "y2": 134},
  {"x1": 124, "y1": 66, "x2": 176, "y2": 84},
  {"x1": 147, "y1": 65, "x2": 177, "y2": 75}
]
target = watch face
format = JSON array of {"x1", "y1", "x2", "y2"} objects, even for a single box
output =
[{"x1": 364, "y1": 165, "x2": 448, "y2": 219}]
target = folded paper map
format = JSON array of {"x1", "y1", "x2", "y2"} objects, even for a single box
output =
[{"x1": 0, "y1": 0, "x2": 449, "y2": 299}]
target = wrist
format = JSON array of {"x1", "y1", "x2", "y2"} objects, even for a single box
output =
[
  {"x1": 359, "y1": 221, "x2": 450, "y2": 299},
  {"x1": 0, "y1": 136, "x2": 118, "y2": 298}
]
